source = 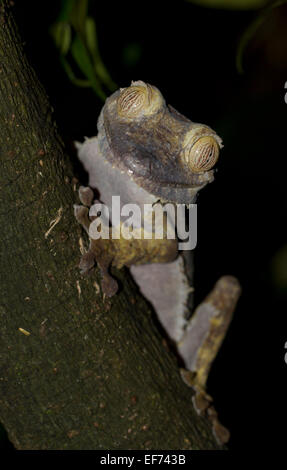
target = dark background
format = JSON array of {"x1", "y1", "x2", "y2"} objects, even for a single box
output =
[{"x1": 2, "y1": 0, "x2": 287, "y2": 450}]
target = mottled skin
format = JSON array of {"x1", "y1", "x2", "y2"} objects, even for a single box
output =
[{"x1": 74, "y1": 81, "x2": 241, "y2": 444}]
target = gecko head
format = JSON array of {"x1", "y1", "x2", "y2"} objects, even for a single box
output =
[{"x1": 97, "y1": 81, "x2": 223, "y2": 204}]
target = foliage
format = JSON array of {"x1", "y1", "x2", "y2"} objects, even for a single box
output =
[{"x1": 50, "y1": 0, "x2": 117, "y2": 100}]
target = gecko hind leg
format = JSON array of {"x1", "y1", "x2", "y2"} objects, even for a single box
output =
[{"x1": 178, "y1": 275, "x2": 241, "y2": 444}]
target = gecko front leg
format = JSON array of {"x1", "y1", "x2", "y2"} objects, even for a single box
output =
[
  {"x1": 74, "y1": 186, "x2": 118, "y2": 297},
  {"x1": 74, "y1": 185, "x2": 178, "y2": 297}
]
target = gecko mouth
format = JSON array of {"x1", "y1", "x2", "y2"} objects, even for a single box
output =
[
  {"x1": 139, "y1": 168, "x2": 215, "y2": 205},
  {"x1": 154, "y1": 169, "x2": 214, "y2": 189},
  {"x1": 145, "y1": 178, "x2": 214, "y2": 205}
]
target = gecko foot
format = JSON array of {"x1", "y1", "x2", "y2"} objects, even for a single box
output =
[
  {"x1": 79, "y1": 185, "x2": 94, "y2": 207},
  {"x1": 78, "y1": 250, "x2": 96, "y2": 274},
  {"x1": 179, "y1": 367, "x2": 229, "y2": 445},
  {"x1": 75, "y1": 186, "x2": 119, "y2": 297}
]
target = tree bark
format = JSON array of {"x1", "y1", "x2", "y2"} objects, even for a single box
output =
[{"x1": 0, "y1": 0, "x2": 221, "y2": 450}]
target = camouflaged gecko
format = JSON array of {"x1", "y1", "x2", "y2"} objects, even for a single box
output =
[{"x1": 74, "y1": 81, "x2": 241, "y2": 445}]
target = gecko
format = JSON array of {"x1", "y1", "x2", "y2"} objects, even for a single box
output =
[{"x1": 74, "y1": 80, "x2": 241, "y2": 445}]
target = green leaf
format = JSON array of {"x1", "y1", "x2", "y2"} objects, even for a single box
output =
[
  {"x1": 50, "y1": 21, "x2": 72, "y2": 56},
  {"x1": 70, "y1": 35, "x2": 106, "y2": 99},
  {"x1": 70, "y1": 0, "x2": 89, "y2": 34},
  {"x1": 70, "y1": 35, "x2": 94, "y2": 80},
  {"x1": 60, "y1": 56, "x2": 91, "y2": 87},
  {"x1": 85, "y1": 17, "x2": 117, "y2": 91},
  {"x1": 85, "y1": 16, "x2": 98, "y2": 55}
]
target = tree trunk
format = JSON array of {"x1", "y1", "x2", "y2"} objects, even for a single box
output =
[{"x1": 0, "y1": 0, "x2": 221, "y2": 450}]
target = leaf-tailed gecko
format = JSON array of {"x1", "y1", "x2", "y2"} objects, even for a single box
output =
[{"x1": 74, "y1": 81, "x2": 241, "y2": 445}]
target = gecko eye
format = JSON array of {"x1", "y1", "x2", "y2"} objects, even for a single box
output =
[
  {"x1": 117, "y1": 81, "x2": 164, "y2": 119},
  {"x1": 182, "y1": 136, "x2": 220, "y2": 173}
]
